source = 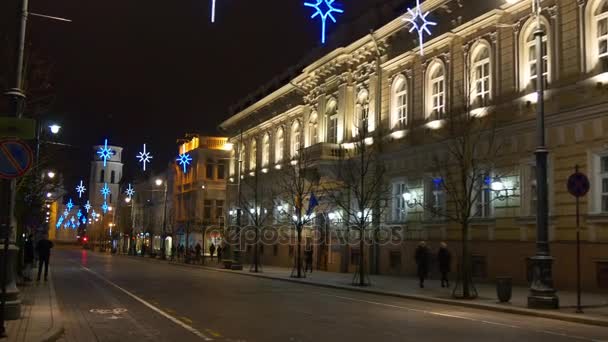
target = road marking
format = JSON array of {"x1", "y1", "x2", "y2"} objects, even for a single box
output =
[
  {"x1": 181, "y1": 316, "x2": 193, "y2": 324},
  {"x1": 205, "y1": 329, "x2": 223, "y2": 338},
  {"x1": 316, "y1": 292, "x2": 599, "y2": 341},
  {"x1": 81, "y1": 266, "x2": 213, "y2": 341}
]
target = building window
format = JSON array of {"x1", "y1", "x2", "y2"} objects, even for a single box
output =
[
  {"x1": 426, "y1": 61, "x2": 445, "y2": 119},
  {"x1": 261, "y1": 134, "x2": 270, "y2": 167},
  {"x1": 326, "y1": 98, "x2": 338, "y2": 144},
  {"x1": 110, "y1": 170, "x2": 115, "y2": 184},
  {"x1": 239, "y1": 144, "x2": 246, "y2": 174},
  {"x1": 217, "y1": 161, "x2": 226, "y2": 180},
  {"x1": 592, "y1": 154, "x2": 608, "y2": 213},
  {"x1": 275, "y1": 128, "x2": 284, "y2": 163},
  {"x1": 354, "y1": 88, "x2": 369, "y2": 137},
  {"x1": 291, "y1": 121, "x2": 301, "y2": 157},
  {"x1": 216, "y1": 200, "x2": 224, "y2": 221},
  {"x1": 585, "y1": 0, "x2": 608, "y2": 72},
  {"x1": 597, "y1": 2, "x2": 608, "y2": 59},
  {"x1": 391, "y1": 75, "x2": 408, "y2": 129},
  {"x1": 471, "y1": 42, "x2": 491, "y2": 107},
  {"x1": 426, "y1": 177, "x2": 445, "y2": 219},
  {"x1": 309, "y1": 112, "x2": 318, "y2": 145},
  {"x1": 474, "y1": 175, "x2": 493, "y2": 218},
  {"x1": 100, "y1": 169, "x2": 105, "y2": 183},
  {"x1": 250, "y1": 139, "x2": 257, "y2": 170},
  {"x1": 109, "y1": 194, "x2": 112, "y2": 204},
  {"x1": 520, "y1": 18, "x2": 550, "y2": 90},
  {"x1": 229, "y1": 150, "x2": 235, "y2": 177},
  {"x1": 393, "y1": 182, "x2": 407, "y2": 222},
  {"x1": 206, "y1": 160, "x2": 214, "y2": 180},
  {"x1": 204, "y1": 200, "x2": 213, "y2": 221}
]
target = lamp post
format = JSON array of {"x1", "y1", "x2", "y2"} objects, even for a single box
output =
[
  {"x1": 528, "y1": 0, "x2": 558, "y2": 309},
  {"x1": 155, "y1": 179, "x2": 169, "y2": 259}
]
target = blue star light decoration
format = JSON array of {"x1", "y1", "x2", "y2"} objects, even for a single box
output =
[
  {"x1": 125, "y1": 184, "x2": 135, "y2": 199},
  {"x1": 136, "y1": 143, "x2": 153, "y2": 171},
  {"x1": 176, "y1": 153, "x2": 193, "y2": 174},
  {"x1": 97, "y1": 139, "x2": 115, "y2": 168},
  {"x1": 101, "y1": 183, "x2": 111, "y2": 200},
  {"x1": 84, "y1": 200, "x2": 92, "y2": 213},
  {"x1": 76, "y1": 180, "x2": 86, "y2": 198},
  {"x1": 77, "y1": 209, "x2": 83, "y2": 219},
  {"x1": 63, "y1": 209, "x2": 69, "y2": 218},
  {"x1": 66, "y1": 198, "x2": 74, "y2": 211},
  {"x1": 403, "y1": 0, "x2": 437, "y2": 56},
  {"x1": 56, "y1": 216, "x2": 64, "y2": 229},
  {"x1": 81, "y1": 216, "x2": 87, "y2": 225},
  {"x1": 304, "y1": 0, "x2": 344, "y2": 44},
  {"x1": 102, "y1": 202, "x2": 109, "y2": 214},
  {"x1": 91, "y1": 210, "x2": 98, "y2": 219}
]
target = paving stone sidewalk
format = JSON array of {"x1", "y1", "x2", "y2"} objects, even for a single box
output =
[{"x1": 1, "y1": 273, "x2": 64, "y2": 342}]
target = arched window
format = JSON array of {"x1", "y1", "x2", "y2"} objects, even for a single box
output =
[
  {"x1": 391, "y1": 75, "x2": 408, "y2": 129},
  {"x1": 291, "y1": 121, "x2": 301, "y2": 157},
  {"x1": 470, "y1": 41, "x2": 491, "y2": 106},
  {"x1": 586, "y1": 0, "x2": 608, "y2": 71},
  {"x1": 354, "y1": 89, "x2": 369, "y2": 137},
  {"x1": 309, "y1": 112, "x2": 318, "y2": 145},
  {"x1": 262, "y1": 134, "x2": 270, "y2": 167},
  {"x1": 325, "y1": 98, "x2": 338, "y2": 144},
  {"x1": 519, "y1": 18, "x2": 551, "y2": 90},
  {"x1": 275, "y1": 128, "x2": 284, "y2": 163},
  {"x1": 426, "y1": 60, "x2": 446, "y2": 119},
  {"x1": 229, "y1": 149, "x2": 236, "y2": 176},
  {"x1": 239, "y1": 143, "x2": 246, "y2": 173},
  {"x1": 250, "y1": 139, "x2": 257, "y2": 170}
]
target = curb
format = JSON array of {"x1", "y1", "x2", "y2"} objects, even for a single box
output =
[
  {"x1": 39, "y1": 271, "x2": 65, "y2": 342},
  {"x1": 115, "y1": 254, "x2": 608, "y2": 328}
]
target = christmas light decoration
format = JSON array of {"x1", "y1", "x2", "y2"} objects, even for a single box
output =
[
  {"x1": 76, "y1": 180, "x2": 86, "y2": 198},
  {"x1": 136, "y1": 143, "x2": 153, "y2": 171},
  {"x1": 176, "y1": 153, "x2": 193, "y2": 173},
  {"x1": 403, "y1": 0, "x2": 437, "y2": 56},
  {"x1": 211, "y1": 0, "x2": 217, "y2": 22},
  {"x1": 66, "y1": 198, "x2": 74, "y2": 211},
  {"x1": 84, "y1": 200, "x2": 92, "y2": 213},
  {"x1": 125, "y1": 184, "x2": 135, "y2": 199},
  {"x1": 77, "y1": 209, "x2": 83, "y2": 218},
  {"x1": 304, "y1": 0, "x2": 343, "y2": 44},
  {"x1": 97, "y1": 139, "x2": 115, "y2": 167},
  {"x1": 63, "y1": 209, "x2": 69, "y2": 218},
  {"x1": 102, "y1": 202, "x2": 109, "y2": 214},
  {"x1": 101, "y1": 183, "x2": 111, "y2": 200}
]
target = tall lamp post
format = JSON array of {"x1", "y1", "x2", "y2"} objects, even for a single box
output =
[
  {"x1": 528, "y1": 0, "x2": 559, "y2": 309},
  {"x1": 155, "y1": 179, "x2": 169, "y2": 259}
]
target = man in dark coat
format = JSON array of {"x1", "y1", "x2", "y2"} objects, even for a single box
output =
[
  {"x1": 195, "y1": 243, "x2": 202, "y2": 264},
  {"x1": 216, "y1": 245, "x2": 223, "y2": 263},
  {"x1": 209, "y1": 243, "x2": 216, "y2": 262},
  {"x1": 415, "y1": 241, "x2": 430, "y2": 288},
  {"x1": 304, "y1": 247, "x2": 313, "y2": 273},
  {"x1": 23, "y1": 234, "x2": 34, "y2": 281},
  {"x1": 438, "y1": 242, "x2": 452, "y2": 288},
  {"x1": 36, "y1": 234, "x2": 54, "y2": 281}
]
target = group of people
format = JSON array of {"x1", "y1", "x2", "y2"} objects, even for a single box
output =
[
  {"x1": 415, "y1": 241, "x2": 452, "y2": 288},
  {"x1": 171, "y1": 242, "x2": 223, "y2": 263},
  {"x1": 23, "y1": 233, "x2": 54, "y2": 282}
]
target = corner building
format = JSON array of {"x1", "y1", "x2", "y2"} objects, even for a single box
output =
[{"x1": 220, "y1": 0, "x2": 608, "y2": 291}]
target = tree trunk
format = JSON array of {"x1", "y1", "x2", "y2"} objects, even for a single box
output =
[
  {"x1": 462, "y1": 221, "x2": 472, "y2": 298},
  {"x1": 359, "y1": 227, "x2": 365, "y2": 286},
  {"x1": 253, "y1": 226, "x2": 259, "y2": 272},
  {"x1": 296, "y1": 225, "x2": 302, "y2": 278}
]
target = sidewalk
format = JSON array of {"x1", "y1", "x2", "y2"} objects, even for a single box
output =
[
  {"x1": 1, "y1": 275, "x2": 64, "y2": 342},
  {"x1": 131, "y1": 254, "x2": 608, "y2": 327}
]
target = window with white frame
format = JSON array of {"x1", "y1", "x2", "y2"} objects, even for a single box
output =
[
  {"x1": 520, "y1": 19, "x2": 550, "y2": 90},
  {"x1": 391, "y1": 75, "x2": 408, "y2": 129},
  {"x1": 592, "y1": 153, "x2": 608, "y2": 213},
  {"x1": 474, "y1": 174, "x2": 493, "y2": 218},
  {"x1": 393, "y1": 182, "x2": 407, "y2": 222},
  {"x1": 326, "y1": 99, "x2": 338, "y2": 144},
  {"x1": 309, "y1": 112, "x2": 318, "y2": 145},
  {"x1": 426, "y1": 177, "x2": 445, "y2": 219},
  {"x1": 471, "y1": 42, "x2": 491, "y2": 107},
  {"x1": 250, "y1": 139, "x2": 257, "y2": 170},
  {"x1": 239, "y1": 144, "x2": 246, "y2": 173},
  {"x1": 291, "y1": 121, "x2": 301, "y2": 157},
  {"x1": 262, "y1": 134, "x2": 270, "y2": 167},
  {"x1": 354, "y1": 89, "x2": 369, "y2": 136},
  {"x1": 597, "y1": 1, "x2": 608, "y2": 59},
  {"x1": 275, "y1": 128, "x2": 284, "y2": 163},
  {"x1": 426, "y1": 61, "x2": 445, "y2": 119}
]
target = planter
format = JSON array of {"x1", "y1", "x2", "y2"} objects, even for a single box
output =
[{"x1": 496, "y1": 276, "x2": 512, "y2": 303}]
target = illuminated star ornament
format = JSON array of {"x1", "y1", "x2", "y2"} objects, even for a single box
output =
[
  {"x1": 66, "y1": 198, "x2": 74, "y2": 211},
  {"x1": 84, "y1": 200, "x2": 92, "y2": 213},
  {"x1": 76, "y1": 180, "x2": 86, "y2": 198},
  {"x1": 176, "y1": 153, "x2": 193, "y2": 173},
  {"x1": 403, "y1": 0, "x2": 437, "y2": 56},
  {"x1": 97, "y1": 139, "x2": 115, "y2": 167},
  {"x1": 102, "y1": 202, "x2": 109, "y2": 214},
  {"x1": 101, "y1": 183, "x2": 111, "y2": 200},
  {"x1": 63, "y1": 209, "x2": 69, "y2": 218},
  {"x1": 77, "y1": 209, "x2": 83, "y2": 218},
  {"x1": 125, "y1": 184, "x2": 135, "y2": 199},
  {"x1": 304, "y1": 0, "x2": 344, "y2": 44},
  {"x1": 136, "y1": 143, "x2": 153, "y2": 171}
]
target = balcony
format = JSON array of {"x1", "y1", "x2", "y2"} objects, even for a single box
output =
[{"x1": 305, "y1": 143, "x2": 347, "y2": 161}]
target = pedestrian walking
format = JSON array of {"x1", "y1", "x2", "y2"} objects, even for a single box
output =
[
  {"x1": 178, "y1": 244, "x2": 184, "y2": 261},
  {"x1": 438, "y1": 242, "x2": 451, "y2": 288},
  {"x1": 195, "y1": 243, "x2": 202, "y2": 264},
  {"x1": 209, "y1": 243, "x2": 216, "y2": 262},
  {"x1": 36, "y1": 234, "x2": 54, "y2": 282},
  {"x1": 304, "y1": 247, "x2": 313, "y2": 273},
  {"x1": 23, "y1": 234, "x2": 34, "y2": 281},
  {"x1": 171, "y1": 244, "x2": 176, "y2": 261},
  {"x1": 216, "y1": 245, "x2": 223, "y2": 263},
  {"x1": 141, "y1": 243, "x2": 146, "y2": 257},
  {"x1": 415, "y1": 241, "x2": 430, "y2": 288}
]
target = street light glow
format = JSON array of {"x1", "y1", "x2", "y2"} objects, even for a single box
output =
[
  {"x1": 47, "y1": 171, "x2": 56, "y2": 179},
  {"x1": 46, "y1": 192, "x2": 52, "y2": 198},
  {"x1": 125, "y1": 197, "x2": 131, "y2": 203},
  {"x1": 49, "y1": 124, "x2": 61, "y2": 134},
  {"x1": 155, "y1": 179, "x2": 163, "y2": 186}
]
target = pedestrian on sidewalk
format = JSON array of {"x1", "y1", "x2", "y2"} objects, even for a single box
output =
[
  {"x1": 36, "y1": 234, "x2": 54, "y2": 282},
  {"x1": 438, "y1": 242, "x2": 451, "y2": 288},
  {"x1": 216, "y1": 245, "x2": 222, "y2": 263},
  {"x1": 209, "y1": 243, "x2": 216, "y2": 262},
  {"x1": 415, "y1": 241, "x2": 430, "y2": 288},
  {"x1": 304, "y1": 246, "x2": 313, "y2": 273},
  {"x1": 23, "y1": 233, "x2": 34, "y2": 281},
  {"x1": 171, "y1": 244, "x2": 176, "y2": 261},
  {"x1": 195, "y1": 243, "x2": 202, "y2": 264},
  {"x1": 178, "y1": 244, "x2": 184, "y2": 261}
]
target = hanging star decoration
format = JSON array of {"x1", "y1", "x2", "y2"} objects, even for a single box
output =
[
  {"x1": 81, "y1": 216, "x2": 87, "y2": 225},
  {"x1": 101, "y1": 183, "x2": 111, "y2": 200},
  {"x1": 91, "y1": 210, "x2": 98, "y2": 219},
  {"x1": 63, "y1": 209, "x2": 69, "y2": 218},
  {"x1": 70, "y1": 216, "x2": 76, "y2": 224},
  {"x1": 76, "y1": 180, "x2": 86, "y2": 198},
  {"x1": 66, "y1": 198, "x2": 74, "y2": 211},
  {"x1": 125, "y1": 184, "x2": 135, "y2": 200},
  {"x1": 403, "y1": 0, "x2": 437, "y2": 56},
  {"x1": 56, "y1": 216, "x2": 64, "y2": 228},
  {"x1": 97, "y1": 139, "x2": 115, "y2": 167},
  {"x1": 136, "y1": 143, "x2": 153, "y2": 171},
  {"x1": 102, "y1": 202, "x2": 109, "y2": 214},
  {"x1": 176, "y1": 153, "x2": 193, "y2": 173},
  {"x1": 84, "y1": 200, "x2": 92, "y2": 213},
  {"x1": 304, "y1": 0, "x2": 344, "y2": 44},
  {"x1": 77, "y1": 209, "x2": 83, "y2": 219}
]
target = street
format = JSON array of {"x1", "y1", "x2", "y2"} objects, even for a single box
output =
[{"x1": 50, "y1": 247, "x2": 608, "y2": 342}]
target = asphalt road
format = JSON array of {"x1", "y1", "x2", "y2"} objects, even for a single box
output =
[{"x1": 51, "y1": 247, "x2": 608, "y2": 342}]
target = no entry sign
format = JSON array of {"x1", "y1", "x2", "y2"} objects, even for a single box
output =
[
  {"x1": 0, "y1": 139, "x2": 33, "y2": 179},
  {"x1": 567, "y1": 171, "x2": 590, "y2": 198}
]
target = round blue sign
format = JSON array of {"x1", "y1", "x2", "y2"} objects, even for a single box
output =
[{"x1": 0, "y1": 139, "x2": 33, "y2": 179}]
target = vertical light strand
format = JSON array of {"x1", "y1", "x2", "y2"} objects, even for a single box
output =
[{"x1": 211, "y1": 0, "x2": 216, "y2": 23}]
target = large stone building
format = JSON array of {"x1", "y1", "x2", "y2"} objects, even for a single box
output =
[{"x1": 220, "y1": 0, "x2": 608, "y2": 291}]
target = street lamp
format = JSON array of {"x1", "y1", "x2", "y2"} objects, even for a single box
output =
[
  {"x1": 155, "y1": 178, "x2": 169, "y2": 259},
  {"x1": 125, "y1": 197, "x2": 131, "y2": 203},
  {"x1": 48, "y1": 124, "x2": 61, "y2": 134},
  {"x1": 46, "y1": 171, "x2": 55, "y2": 179},
  {"x1": 155, "y1": 179, "x2": 163, "y2": 186},
  {"x1": 46, "y1": 192, "x2": 52, "y2": 198}
]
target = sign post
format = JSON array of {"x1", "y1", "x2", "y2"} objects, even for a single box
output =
[{"x1": 567, "y1": 164, "x2": 590, "y2": 314}]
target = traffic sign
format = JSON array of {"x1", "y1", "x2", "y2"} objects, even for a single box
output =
[
  {"x1": 567, "y1": 171, "x2": 590, "y2": 197},
  {"x1": 0, "y1": 139, "x2": 33, "y2": 179},
  {"x1": 0, "y1": 118, "x2": 36, "y2": 139}
]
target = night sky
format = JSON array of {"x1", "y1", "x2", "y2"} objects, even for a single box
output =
[{"x1": 1, "y1": 0, "x2": 410, "y2": 197}]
